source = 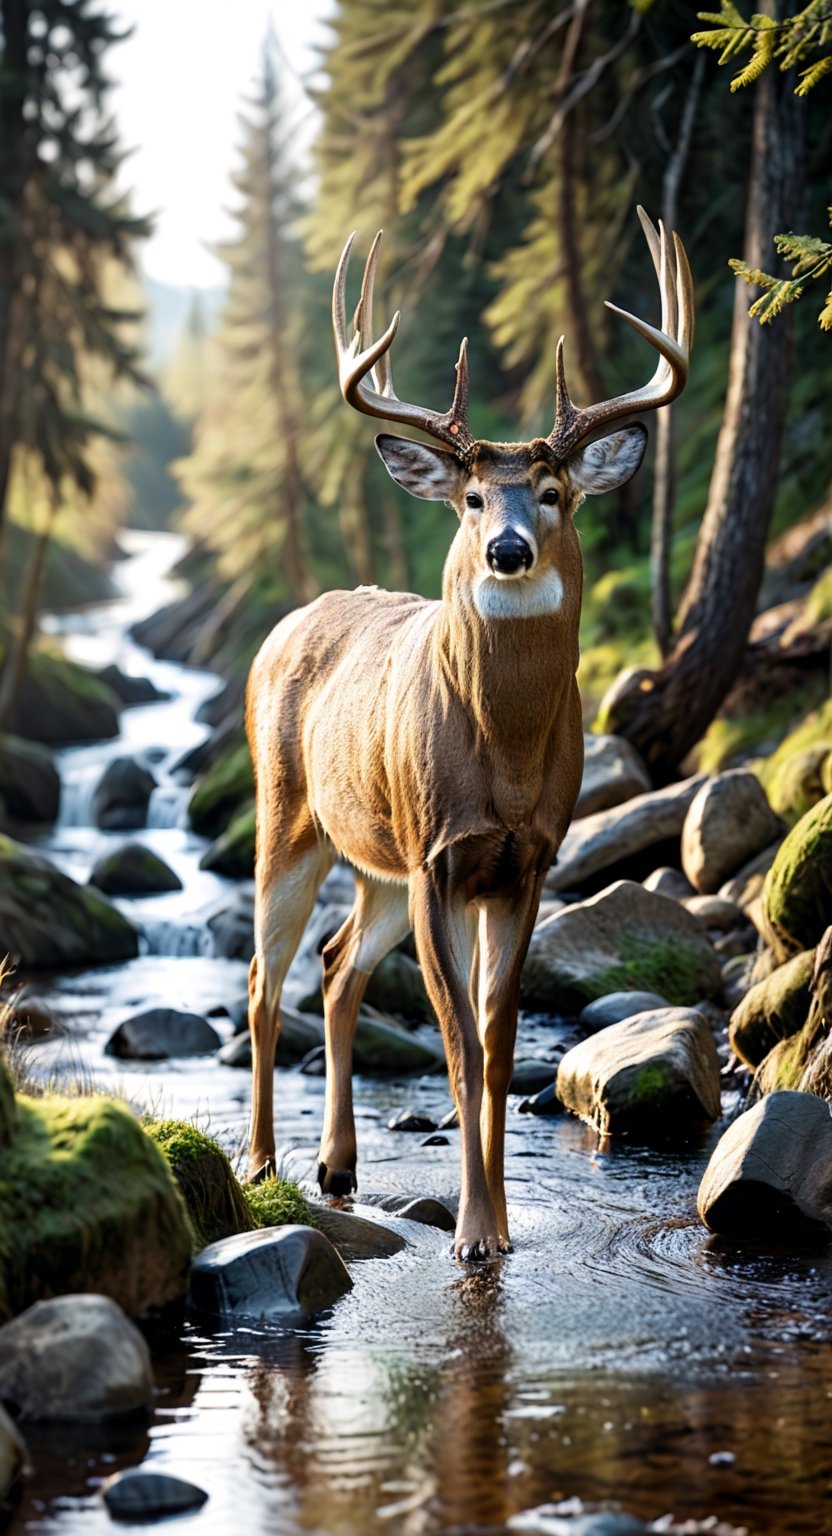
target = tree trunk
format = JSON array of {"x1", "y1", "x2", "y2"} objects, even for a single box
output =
[
  {"x1": 0, "y1": 0, "x2": 30, "y2": 571},
  {"x1": 0, "y1": 492, "x2": 56, "y2": 731},
  {"x1": 604, "y1": 16, "x2": 805, "y2": 783}
]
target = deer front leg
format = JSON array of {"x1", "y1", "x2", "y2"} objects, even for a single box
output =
[{"x1": 410, "y1": 867, "x2": 497, "y2": 1262}]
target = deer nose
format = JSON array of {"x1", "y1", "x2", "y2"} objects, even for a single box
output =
[{"x1": 486, "y1": 534, "x2": 534, "y2": 575}]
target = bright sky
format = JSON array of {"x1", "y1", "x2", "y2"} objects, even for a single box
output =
[{"x1": 111, "y1": 1, "x2": 335, "y2": 290}]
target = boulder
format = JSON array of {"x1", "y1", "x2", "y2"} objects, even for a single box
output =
[
  {"x1": 218, "y1": 1007, "x2": 325, "y2": 1069},
  {"x1": 89, "y1": 843, "x2": 182, "y2": 896},
  {"x1": 200, "y1": 803, "x2": 255, "y2": 878},
  {"x1": 521, "y1": 881, "x2": 723, "y2": 1015},
  {"x1": 93, "y1": 756, "x2": 156, "y2": 831},
  {"x1": 545, "y1": 777, "x2": 705, "y2": 894},
  {"x1": 642, "y1": 866, "x2": 695, "y2": 901},
  {"x1": 681, "y1": 771, "x2": 782, "y2": 894},
  {"x1": 188, "y1": 741, "x2": 253, "y2": 838},
  {"x1": 353, "y1": 1012, "x2": 444, "y2": 1075},
  {"x1": 728, "y1": 949, "x2": 815, "y2": 1068},
  {"x1": 579, "y1": 990, "x2": 668, "y2": 1034},
  {"x1": 0, "y1": 835, "x2": 138, "y2": 969},
  {"x1": 364, "y1": 950, "x2": 432, "y2": 1022},
  {"x1": 188, "y1": 1226, "x2": 352, "y2": 1322},
  {"x1": 366, "y1": 1193, "x2": 456, "y2": 1232},
  {"x1": 767, "y1": 743, "x2": 832, "y2": 824},
  {"x1": 102, "y1": 1471, "x2": 208, "y2": 1519},
  {"x1": 0, "y1": 1403, "x2": 25, "y2": 1499},
  {"x1": 682, "y1": 895, "x2": 747, "y2": 932},
  {"x1": 719, "y1": 839, "x2": 782, "y2": 915},
  {"x1": 0, "y1": 733, "x2": 60, "y2": 824},
  {"x1": 208, "y1": 892, "x2": 254, "y2": 959},
  {"x1": 518, "y1": 1083, "x2": 564, "y2": 1116},
  {"x1": 556, "y1": 1008, "x2": 721, "y2": 1138},
  {"x1": 698, "y1": 1091, "x2": 832, "y2": 1241},
  {"x1": 762, "y1": 793, "x2": 832, "y2": 960},
  {"x1": 96, "y1": 664, "x2": 166, "y2": 707},
  {"x1": 145, "y1": 1120, "x2": 254, "y2": 1249},
  {"x1": 105, "y1": 1008, "x2": 222, "y2": 1061},
  {"x1": 0, "y1": 1295, "x2": 153, "y2": 1419},
  {"x1": 510, "y1": 1058, "x2": 558, "y2": 1093},
  {"x1": 574, "y1": 732, "x2": 651, "y2": 818},
  {"x1": 12, "y1": 651, "x2": 119, "y2": 744}
]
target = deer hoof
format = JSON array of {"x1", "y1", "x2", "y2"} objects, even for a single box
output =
[
  {"x1": 454, "y1": 1237, "x2": 497, "y2": 1264},
  {"x1": 248, "y1": 1157, "x2": 277, "y2": 1184},
  {"x1": 317, "y1": 1161, "x2": 356, "y2": 1196}
]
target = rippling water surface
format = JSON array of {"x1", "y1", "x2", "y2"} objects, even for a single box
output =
[{"x1": 8, "y1": 535, "x2": 832, "y2": 1536}]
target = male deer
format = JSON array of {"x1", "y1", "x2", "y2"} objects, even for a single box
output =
[{"x1": 246, "y1": 207, "x2": 693, "y2": 1260}]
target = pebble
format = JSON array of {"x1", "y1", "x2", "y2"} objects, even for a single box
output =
[
  {"x1": 101, "y1": 1470, "x2": 208, "y2": 1518},
  {"x1": 387, "y1": 1109, "x2": 437, "y2": 1133}
]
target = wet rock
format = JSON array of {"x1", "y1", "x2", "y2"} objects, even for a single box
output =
[
  {"x1": 522, "y1": 881, "x2": 723, "y2": 1015},
  {"x1": 0, "y1": 733, "x2": 60, "y2": 824},
  {"x1": 196, "y1": 672, "x2": 246, "y2": 729},
  {"x1": 364, "y1": 950, "x2": 432, "y2": 1022},
  {"x1": 388, "y1": 1109, "x2": 437, "y2": 1133},
  {"x1": 189, "y1": 1226, "x2": 352, "y2": 1320},
  {"x1": 93, "y1": 756, "x2": 156, "y2": 831},
  {"x1": 683, "y1": 895, "x2": 746, "y2": 932},
  {"x1": 200, "y1": 804, "x2": 255, "y2": 879},
  {"x1": 12, "y1": 651, "x2": 119, "y2": 744},
  {"x1": 579, "y1": 990, "x2": 668, "y2": 1034},
  {"x1": 0, "y1": 1403, "x2": 25, "y2": 1499},
  {"x1": 422, "y1": 1133, "x2": 449, "y2": 1146},
  {"x1": 353, "y1": 1013, "x2": 444, "y2": 1075},
  {"x1": 575, "y1": 732, "x2": 651, "y2": 818},
  {"x1": 208, "y1": 891, "x2": 254, "y2": 959},
  {"x1": 101, "y1": 1470, "x2": 208, "y2": 1519},
  {"x1": 536, "y1": 897, "x2": 566, "y2": 924},
  {"x1": 89, "y1": 843, "x2": 182, "y2": 896},
  {"x1": 713, "y1": 926, "x2": 757, "y2": 959},
  {"x1": 510, "y1": 1058, "x2": 558, "y2": 1093},
  {"x1": 188, "y1": 741, "x2": 253, "y2": 838},
  {"x1": 518, "y1": 1083, "x2": 563, "y2": 1116},
  {"x1": 105, "y1": 1008, "x2": 221, "y2": 1061},
  {"x1": 0, "y1": 1295, "x2": 153, "y2": 1420},
  {"x1": 556, "y1": 1008, "x2": 722, "y2": 1139},
  {"x1": 545, "y1": 777, "x2": 706, "y2": 894},
  {"x1": 367, "y1": 1193, "x2": 456, "y2": 1232},
  {"x1": 698, "y1": 1091, "x2": 832, "y2": 1241},
  {"x1": 728, "y1": 949, "x2": 815, "y2": 1068},
  {"x1": 762, "y1": 792, "x2": 832, "y2": 960},
  {"x1": 97, "y1": 664, "x2": 166, "y2": 708},
  {"x1": 218, "y1": 1007, "x2": 325, "y2": 1069},
  {"x1": 0, "y1": 835, "x2": 139, "y2": 969},
  {"x1": 643, "y1": 866, "x2": 696, "y2": 901},
  {"x1": 310, "y1": 1205, "x2": 407, "y2": 1260},
  {"x1": 681, "y1": 771, "x2": 783, "y2": 894},
  {"x1": 299, "y1": 1045, "x2": 326, "y2": 1075},
  {"x1": 145, "y1": 1120, "x2": 254, "y2": 1249}
]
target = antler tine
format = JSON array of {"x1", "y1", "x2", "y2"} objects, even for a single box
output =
[
  {"x1": 332, "y1": 231, "x2": 476, "y2": 458},
  {"x1": 547, "y1": 207, "x2": 693, "y2": 461}
]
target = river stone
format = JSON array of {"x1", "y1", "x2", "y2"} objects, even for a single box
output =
[
  {"x1": 719, "y1": 839, "x2": 782, "y2": 914},
  {"x1": 762, "y1": 792, "x2": 832, "y2": 960},
  {"x1": 188, "y1": 741, "x2": 253, "y2": 839},
  {"x1": 364, "y1": 950, "x2": 432, "y2": 1022},
  {"x1": 683, "y1": 894, "x2": 747, "y2": 931},
  {"x1": 105, "y1": 1008, "x2": 221, "y2": 1060},
  {"x1": 728, "y1": 949, "x2": 815, "y2": 1068},
  {"x1": 366, "y1": 1193, "x2": 456, "y2": 1232},
  {"x1": 642, "y1": 866, "x2": 695, "y2": 901},
  {"x1": 388, "y1": 1109, "x2": 437, "y2": 1133},
  {"x1": 0, "y1": 733, "x2": 60, "y2": 824},
  {"x1": 0, "y1": 1403, "x2": 25, "y2": 1499},
  {"x1": 681, "y1": 771, "x2": 782, "y2": 895},
  {"x1": 545, "y1": 777, "x2": 705, "y2": 895},
  {"x1": 556, "y1": 1008, "x2": 722, "y2": 1138},
  {"x1": 510, "y1": 1058, "x2": 558, "y2": 1093},
  {"x1": 0, "y1": 835, "x2": 138, "y2": 969},
  {"x1": 89, "y1": 843, "x2": 182, "y2": 896},
  {"x1": 698, "y1": 1091, "x2": 832, "y2": 1240},
  {"x1": 93, "y1": 755, "x2": 156, "y2": 831},
  {"x1": 579, "y1": 990, "x2": 668, "y2": 1034},
  {"x1": 518, "y1": 1083, "x2": 564, "y2": 1117},
  {"x1": 574, "y1": 732, "x2": 651, "y2": 818},
  {"x1": 0, "y1": 1295, "x2": 153, "y2": 1420},
  {"x1": 188, "y1": 1226, "x2": 352, "y2": 1321},
  {"x1": 200, "y1": 803, "x2": 255, "y2": 879},
  {"x1": 354, "y1": 1012, "x2": 444, "y2": 1074},
  {"x1": 309, "y1": 1205, "x2": 407, "y2": 1260},
  {"x1": 522, "y1": 880, "x2": 723, "y2": 1014},
  {"x1": 218, "y1": 1007, "x2": 325, "y2": 1069},
  {"x1": 767, "y1": 743, "x2": 832, "y2": 823},
  {"x1": 101, "y1": 1470, "x2": 208, "y2": 1519},
  {"x1": 208, "y1": 892, "x2": 254, "y2": 959},
  {"x1": 144, "y1": 1120, "x2": 254, "y2": 1250},
  {"x1": 97, "y1": 663, "x2": 166, "y2": 707}
]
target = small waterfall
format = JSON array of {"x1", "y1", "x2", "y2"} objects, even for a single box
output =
[
  {"x1": 147, "y1": 782, "x2": 190, "y2": 830},
  {"x1": 58, "y1": 764, "x2": 100, "y2": 828},
  {"x1": 140, "y1": 919, "x2": 216, "y2": 959}
]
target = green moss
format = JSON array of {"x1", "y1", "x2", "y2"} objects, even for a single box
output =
[
  {"x1": 630, "y1": 1061, "x2": 675, "y2": 1104},
  {"x1": 188, "y1": 740, "x2": 253, "y2": 837},
  {"x1": 757, "y1": 697, "x2": 832, "y2": 821},
  {"x1": 763, "y1": 792, "x2": 832, "y2": 960},
  {"x1": 594, "y1": 936, "x2": 713, "y2": 1008},
  {"x1": 729, "y1": 948, "x2": 815, "y2": 1068},
  {"x1": 806, "y1": 566, "x2": 832, "y2": 625},
  {"x1": 243, "y1": 1177, "x2": 313, "y2": 1230}
]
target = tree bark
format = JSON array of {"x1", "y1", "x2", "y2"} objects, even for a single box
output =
[
  {"x1": 604, "y1": 14, "x2": 806, "y2": 783},
  {"x1": 0, "y1": 491, "x2": 56, "y2": 731},
  {"x1": 0, "y1": 0, "x2": 30, "y2": 570}
]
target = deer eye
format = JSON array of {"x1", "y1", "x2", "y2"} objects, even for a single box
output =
[
  {"x1": 540, "y1": 487, "x2": 559, "y2": 506},
  {"x1": 465, "y1": 491, "x2": 483, "y2": 510}
]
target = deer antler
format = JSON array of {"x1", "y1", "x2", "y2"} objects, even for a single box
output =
[
  {"x1": 547, "y1": 205, "x2": 694, "y2": 462},
  {"x1": 333, "y1": 230, "x2": 476, "y2": 460}
]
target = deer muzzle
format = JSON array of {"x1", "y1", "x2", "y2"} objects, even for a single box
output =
[{"x1": 486, "y1": 533, "x2": 535, "y2": 578}]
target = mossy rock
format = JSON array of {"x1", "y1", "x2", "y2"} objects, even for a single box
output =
[
  {"x1": 0, "y1": 835, "x2": 138, "y2": 969},
  {"x1": 765, "y1": 744, "x2": 832, "y2": 825},
  {"x1": 762, "y1": 793, "x2": 832, "y2": 961},
  {"x1": 200, "y1": 802, "x2": 255, "y2": 878},
  {"x1": 753, "y1": 1021, "x2": 820, "y2": 1097},
  {"x1": 757, "y1": 697, "x2": 832, "y2": 814},
  {"x1": 188, "y1": 741, "x2": 253, "y2": 838},
  {"x1": 0, "y1": 734, "x2": 60, "y2": 825},
  {"x1": 0, "y1": 1083, "x2": 192, "y2": 1321},
  {"x1": 10, "y1": 647, "x2": 119, "y2": 745},
  {"x1": 728, "y1": 948, "x2": 815, "y2": 1068},
  {"x1": 89, "y1": 844, "x2": 182, "y2": 896}
]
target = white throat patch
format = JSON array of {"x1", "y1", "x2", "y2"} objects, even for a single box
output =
[{"x1": 473, "y1": 568, "x2": 564, "y2": 620}]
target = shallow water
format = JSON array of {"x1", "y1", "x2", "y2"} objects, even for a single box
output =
[{"x1": 7, "y1": 535, "x2": 832, "y2": 1535}]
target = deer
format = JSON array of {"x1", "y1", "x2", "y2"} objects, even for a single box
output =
[{"x1": 245, "y1": 206, "x2": 693, "y2": 1261}]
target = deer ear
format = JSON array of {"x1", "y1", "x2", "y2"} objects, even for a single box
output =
[
  {"x1": 567, "y1": 424, "x2": 647, "y2": 496},
  {"x1": 375, "y1": 434, "x2": 465, "y2": 502}
]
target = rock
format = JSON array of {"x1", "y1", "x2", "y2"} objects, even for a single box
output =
[
  {"x1": 762, "y1": 793, "x2": 832, "y2": 960},
  {"x1": 93, "y1": 756, "x2": 156, "y2": 831},
  {"x1": 0, "y1": 1403, "x2": 25, "y2": 1499},
  {"x1": 105, "y1": 1008, "x2": 221, "y2": 1061},
  {"x1": 188, "y1": 741, "x2": 253, "y2": 838},
  {"x1": 0, "y1": 835, "x2": 138, "y2": 969},
  {"x1": 719, "y1": 839, "x2": 782, "y2": 914},
  {"x1": 97, "y1": 664, "x2": 166, "y2": 707},
  {"x1": 2, "y1": 993, "x2": 63, "y2": 1041},
  {"x1": 713, "y1": 926, "x2": 757, "y2": 959},
  {"x1": 522, "y1": 881, "x2": 723, "y2": 1015},
  {"x1": 89, "y1": 843, "x2": 182, "y2": 896},
  {"x1": 683, "y1": 894, "x2": 746, "y2": 932},
  {"x1": 353, "y1": 1013, "x2": 444, "y2": 1075},
  {"x1": 145, "y1": 1121, "x2": 254, "y2": 1249},
  {"x1": 767, "y1": 743, "x2": 832, "y2": 823},
  {"x1": 579, "y1": 990, "x2": 668, "y2": 1034},
  {"x1": 698, "y1": 1091, "x2": 832, "y2": 1240},
  {"x1": 0, "y1": 1295, "x2": 153, "y2": 1419},
  {"x1": 510, "y1": 1058, "x2": 558, "y2": 1093},
  {"x1": 422, "y1": 1133, "x2": 449, "y2": 1145},
  {"x1": 309, "y1": 1205, "x2": 407, "y2": 1260},
  {"x1": 208, "y1": 891, "x2": 254, "y2": 959},
  {"x1": 642, "y1": 866, "x2": 695, "y2": 901},
  {"x1": 387, "y1": 1109, "x2": 437, "y2": 1133},
  {"x1": 721, "y1": 953, "x2": 757, "y2": 1012},
  {"x1": 12, "y1": 651, "x2": 119, "y2": 744},
  {"x1": 364, "y1": 950, "x2": 432, "y2": 1022},
  {"x1": 728, "y1": 949, "x2": 815, "y2": 1068},
  {"x1": 545, "y1": 777, "x2": 706, "y2": 894},
  {"x1": 366, "y1": 1193, "x2": 456, "y2": 1232},
  {"x1": 0, "y1": 733, "x2": 60, "y2": 824},
  {"x1": 101, "y1": 1470, "x2": 208, "y2": 1519},
  {"x1": 218, "y1": 1007, "x2": 325, "y2": 1069},
  {"x1": 200, "y1": 803, "x2": 255, "y2": 878},
  {"x1": 518, "y1": 1083, "x2": 563, "y2": 1116},
  {"x1": 188, "y1": 1226, "x2": 352, "y2": 1321},
  {"x1": 574, "y1": 732, "x2": 651, "y2": 818},
  {"x1": 556, "y1": 1008, "x2": 722, "y2": 1139},
  {"x1": 681, "y1": 771, "x2": 783, "y2": 895}
]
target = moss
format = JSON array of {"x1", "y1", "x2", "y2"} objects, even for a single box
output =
[
  {"x1": 580, "y1": 637, "x2": 659, "y2": 722},
  {"x1": 594, "y1": 936, "x2": 713, "y2": 1008},
  {"x1": 243, "y1": 1177, "x2": 313, "y2": 1230},
  {"x1": 145, "y1": 1120, "x2": 312, "y2": 1250},
  {"x1": 763, "y1": 792, "x2": 832, "y2": 960},
  {"x1": 729, "y1": 948, "x2": 815, "y2": 1068},
  {"x1": 757, "y1": 698, "x2": 832, "y2": 821},
  {"x1": 806, "y1": 566, "x2": 832, "y2": 625},
  {"x1": 0, "y1": 835, "x2": 138, "y2": 968},
  {"x1": 199, "y1": 802, "x2": 255, "y2": 878},
  {"x1": 188, "y1": 740, "x2": 253, "y2": 837}
]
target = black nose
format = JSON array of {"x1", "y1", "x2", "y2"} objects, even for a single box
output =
[{"x1": 486, "y1": 535, "x2": 533, "y2": 575}]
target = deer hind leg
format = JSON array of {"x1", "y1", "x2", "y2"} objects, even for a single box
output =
[
  {"x1": 318, "y1": 875, "x2": 410, "y2": 1195},
  {"x1": 248, "y1": 836, "x2": 334, "y2": 1181}
]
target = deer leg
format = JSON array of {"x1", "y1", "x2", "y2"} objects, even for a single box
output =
[
  {"x1": 476, "y1": 879, "x2": 543, "y2": 1252},
  {"x1": 318, "y1": 876, "x2": 410, "y2": 1195},
  {"x1": 248, "y1": 840, "x2": 333, "y2": 1181},
  {"x1": 410, "y1": 867, "x2": 496, "y2": 1262}
]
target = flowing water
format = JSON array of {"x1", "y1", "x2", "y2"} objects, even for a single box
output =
[{"x1": 7, "y1": 533, "x2": 832, "y2": 1536}]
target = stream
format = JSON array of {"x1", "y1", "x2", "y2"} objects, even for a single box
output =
[{"x1": 7, "y1": 531, "x2": 832, "y2": 1536}]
